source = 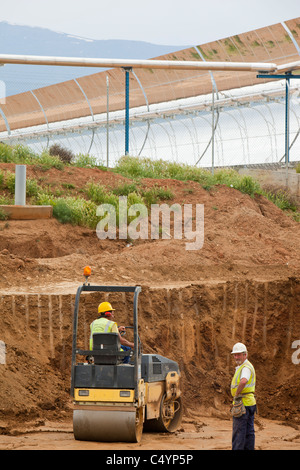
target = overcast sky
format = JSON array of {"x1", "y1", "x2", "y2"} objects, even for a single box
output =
[{"x1": 1, "y1": 0, "x2": 299, "y2": 45}]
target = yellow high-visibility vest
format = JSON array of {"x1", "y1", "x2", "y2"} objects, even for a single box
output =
[
  {"x1": 231, "y1": 359, "x2": 256, "y2": 406},
  {"x1": 89, "y1": 317, "x2": 118, "y2": 350}
]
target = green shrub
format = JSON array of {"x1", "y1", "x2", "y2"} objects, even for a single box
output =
[
  {"x1": 112, "y1": 183, "x2": 138, "y2": 196},
  {"x1": 0, "y1": 208, "x2": 9, "y2": 221},
  {"x1": 51, "y1": 197, "x2": 99, "y2": 228},
  {"x1": 62, "y1": 182, "x2": 75, "y2": 190},
  {"x1": 52, "y1": 199, "x2": 74, "y2": 224},
  {"x1": 295, "y1": 163, "x2": 300, "y2": 174},
  {"x1": 234, "y1": 175, "x2": 261, "y2": 197},
  {"x1": 2, "y1": 171, "x2": 42, "y2": 198},
  {"x1": 141, "y1": 186, "x2": 174, "y2": 206},
  {"x1": 13, "y1": 144, "x2": 38, "y2": 163},
  {"x1": 114, "y1": 156, "x2": 262, "y2": 194},
  {"x1": 113, "y1": 155, "x2": 173, "y2": 179},
  {"x1": 113, "y1": 155, "x2": 154, "y2": 178},
  {"x1": 85, "y1": 182, "x2": 109, "y2": 204},
  {"x1": 73, "y1": 153, "x2": 98, "y2": 168},
  {"x1": 291, "y1": 212, "x2": 300, "y2": 222},
  {"x1": 127, "y1": 192, "x2": 145, "y2": 206},
  {"x1": 153, "y1": 187, "x2": 174, "y2": 200},
  {"x1": 26, "y1": 178, "x2": 41, "y2": 197},
  {"x1": 212, "y1": 168, "x2": 240, "y2": 186},
  {"x1": 0, "y1": 143, "x2": 14, "y2": 162},
  {"x1": 0, "y1": 143, "x2": 38, "y2": 164},
  {"x1": 34, "y1": 191, "x2": 54, "y2": 206},
  {"x1": 114, "y1": 156, "x2": 215, "y2": 188},
  {"x1": 35, "y1": 150, "x2": 64, "y2": 171},
  {"x1": 262, "y1": 187, "x2": 298, "y2": 211},
  {"x1": 5, "y1": 171, "x2": 15, "y2": 194}
]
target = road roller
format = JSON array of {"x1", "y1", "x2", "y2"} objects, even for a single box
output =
[{"x1": 70, "y1": 271, "x2": 183, "y2": 443}]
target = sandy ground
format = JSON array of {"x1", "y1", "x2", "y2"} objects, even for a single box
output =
[{"x1": 0, "y1": 415, "x2": 299, "y2": 451}]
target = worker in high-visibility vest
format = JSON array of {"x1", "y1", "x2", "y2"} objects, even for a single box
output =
[
  {"x1": 230, "y1": 342, "x2": 256, "y2": 450},
  {"x1": 89, "y1": 301, "x2": 134, "y2": 363}
]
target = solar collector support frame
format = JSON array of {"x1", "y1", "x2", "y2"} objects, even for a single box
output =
[{"x1": 257, "y1": 72, "x2": 300, "y2": 185}]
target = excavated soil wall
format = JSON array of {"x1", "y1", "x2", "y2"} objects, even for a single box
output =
[{"x1": 0, "y1": 277, "x2": 299, "y2": 427}]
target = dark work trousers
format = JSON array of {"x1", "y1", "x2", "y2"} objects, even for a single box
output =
[
  {"x1": 120, "y1": 345, "x2": 131, "y2": 364},
  {"x1": 232, "y1": 405, "x2": 256, "y2": 450}
]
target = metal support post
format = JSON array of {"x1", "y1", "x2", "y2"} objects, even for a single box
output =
[
  {"x1": 106, "y1": 76, "x2": 109, "y2": 168},
  {"x1": 285, "y1": 75, "x2": 290, "y2": 187},
  {"x1": 257, "y1": 72, "x2": 300, "y2": 188},
  {"x1": 212, "y1": 87, "x2": 215, "y2": 175},
  {"x1": 285, "y1": 76, "x2": 290, "y2": 164},
  {"x1": 124, "y1": 68, "x2": 132, "y2": 155}
]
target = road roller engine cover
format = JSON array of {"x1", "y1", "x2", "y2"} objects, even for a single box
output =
[{"x1": 70, "y1": 267, "x2": 183, "y2": 443}]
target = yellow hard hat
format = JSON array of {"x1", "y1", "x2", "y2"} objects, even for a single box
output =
[{"x1": 98, "y1": 301, "x2": 115, "y2": 314}]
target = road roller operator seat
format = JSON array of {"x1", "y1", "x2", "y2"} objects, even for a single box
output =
[{"x1": 92, "y1": 333, "x2": 121, "y2": 365}]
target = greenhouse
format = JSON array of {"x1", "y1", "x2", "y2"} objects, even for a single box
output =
[{"x1": 0, "y1": 17, "x2": 300, "y2": 168}]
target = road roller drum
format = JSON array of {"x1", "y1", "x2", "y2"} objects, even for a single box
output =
[{"x1": 73, "y1": 407, "x2": 143, "y2": 442}]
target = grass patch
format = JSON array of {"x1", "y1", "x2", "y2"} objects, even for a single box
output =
[
  {"x1": 112, "y1": 183, "x2": 138, "y2": 196},
  {"x1": 113, "y1": 156, "x2": 299, "y2": 222},
  {"x1": 261, "y1": 185, "x2": 298, "y2": 212},
  {"x1": 34, "y1": 151, "x2": 64, "y2": 171},
  {"x1": 0, "y1": 171, "x2": 4, "y2": 189},
  {"x1": 1, "y1": 171, "x2": 42, "y2": 197},
  {"x1": 0, "y1": 147, "x2": 298, "y2": 228},
  {"x1": 141, "y1": 186, "x2": 174, "y2": 206},
  {"x1": 0, "y1": 208, "x2": 9, "y2": 221},
  {"x1": 113, "y1": 156, "x2": 260, "y2": 197},
  {"x1": 290, "y1": 212, "x2": 300, "y2": 222},
  {"x1": 36, "y1": 193, "x2": 99, "y2": 229},
  {"x1": 0, "y1": 195, "x2": 13, "y2": 205},
  {"x1": 73, "y1": 153, "x2": 99, "y2": 168},
  {"x1": 0, "y1": 143, "x2": 104, "y2": 170}
]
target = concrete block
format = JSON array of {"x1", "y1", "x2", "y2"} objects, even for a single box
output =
[
  {"x1": 0, "y1": 205, "x2": 53, "y2": 220},
  {"x1": 238, "y1": 169, "x2": 300, "y2": 200}
]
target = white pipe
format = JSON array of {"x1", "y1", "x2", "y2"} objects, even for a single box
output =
[
  {"x1": 277, "y1": 61, "x2": 300, "y2": 73},
  {"x1": 15, "y1": 165, "x2": 26, "y2": 206},
  {"x1": 0, "y1": 53, "x2": 278, "y2": 72}
]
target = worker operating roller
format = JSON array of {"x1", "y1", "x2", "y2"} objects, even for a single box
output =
[{"x1": 71, "y1": 267, "x2": 183, "y2": 442}]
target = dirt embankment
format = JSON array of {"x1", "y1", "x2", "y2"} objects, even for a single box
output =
[
  {"x1": 0, "y1": 280, "x2": 299, "y2": 430},
  {"x1": 0, "y1": 163, "x2": 299, "y2": 291},
  {"x1": 0, "y1": 163, "x2": 299, "y2": 446}
]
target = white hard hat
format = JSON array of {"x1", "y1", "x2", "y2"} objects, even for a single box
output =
[{"x1": 231, "y1": 342, "x2": 247, "y2": 354}]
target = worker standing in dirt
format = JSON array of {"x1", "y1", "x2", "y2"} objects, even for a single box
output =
[
  {"x1": 89, "y1": 301, "x2": 134, "y2": 363},
  {"x1": 230, "y1": 342, "x2": 256, "y2": 450}
]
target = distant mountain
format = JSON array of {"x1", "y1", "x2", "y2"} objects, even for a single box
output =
[{"x1": 0, "y1": 22, "x2": 188, "y2": 96}]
